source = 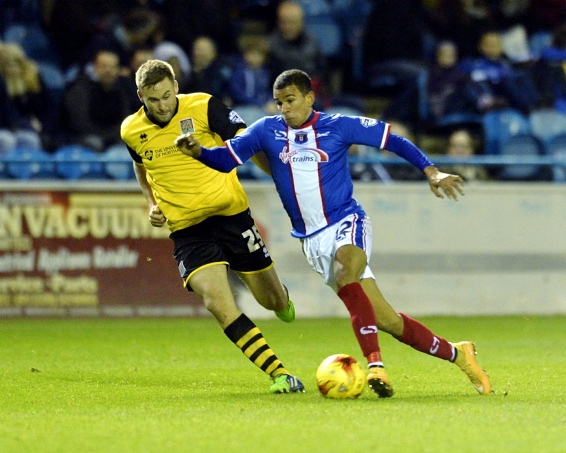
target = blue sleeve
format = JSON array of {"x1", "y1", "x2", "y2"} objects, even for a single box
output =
[
  {"x1": 385, "y1": 133, "x2": 434, "y2": 170},
  {"x1": 198, "y1": 146, "x2": 240, "y2": 173}
]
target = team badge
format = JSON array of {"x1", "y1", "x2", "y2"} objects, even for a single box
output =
[
  {"x1": 360, "y1": 117, "x2": 378, "y2": 128},
  {"x1": 179, "y1": 118, "x2": 195, "y2": 134},
  {"x1": 294, "y1": 132, "x2": 308, "y2": 144}
]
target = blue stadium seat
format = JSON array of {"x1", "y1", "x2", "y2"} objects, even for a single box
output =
[
  {"x1": 497, "y1": 134, "x2": 545, "y2": 181},
  {"x1": 543, "y1": 133, "x2": 566, "y2": 182},
  {"x1": 37, "y1": 62, "x2": 66, "y2": 103},
  {"x1": 54, "y1": 145, "x2": 106, "y2": 180},
  {"x1": 417, "y1": 71, "x2": 482, "y2": 128},
  {"x1": 305, "y1": 16, "x2": 343, "y2": 58},
  {"x1": 529, "y1": 30, "x2": 553, "y2": 58},
  {"x1": 528, "y1": 108, "x2": 566, "y2": 147},
  {"x1": 332, "y1": 0, "x2": 373, "y2": 83},
  {"x1": 101, "y1": 145, "x2": 134, "y2": 180},
  {"x1": 326, "y1": 105, "x2": 364, "y2": 116},
  {"x1": 5, "y1": 147, "x2": 57, "y2": 180},
  {"x1": 482, "y1": 109, "x2": 531, "y2": 155},
  {"x1": 3, "y1": 23, "x2": 61, "y2": 66}
]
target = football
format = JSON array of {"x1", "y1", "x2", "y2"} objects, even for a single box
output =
[{"x1": 315, "y1": 354, "x2": 366, "y2": 399}]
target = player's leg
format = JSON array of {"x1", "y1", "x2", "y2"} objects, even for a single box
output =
[
  {"x1": 187, "y1": 263, "x2": 303, "y2": 393},
  {"x1": 236, "y1": 267, "x2": 295, "y2": 322},
  {"x1": 334, "y1": 244, "x2": 393, "y2": 398},
  {"x1": 225, "y1": 209, "x2": 295, "y2": 322},
  {"x1": 362, "y1": 277, "x2": 491, "y2": 394}
]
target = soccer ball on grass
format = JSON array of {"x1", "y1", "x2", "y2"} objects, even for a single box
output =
[{"x1": 316, "y1": 354, "x2": 366, "y2": 399}]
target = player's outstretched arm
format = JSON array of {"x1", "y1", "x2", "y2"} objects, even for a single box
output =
[
  {"x1": 175, "y1": 133, "x2": 202, "y2": 158},
  {"x1": 424, "y1": 166, "x2": 465, "y2": 201}
]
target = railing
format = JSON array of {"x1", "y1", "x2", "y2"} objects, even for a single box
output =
[{"x1": 1, "y1": 155, "x2": 565, "y2": 181}]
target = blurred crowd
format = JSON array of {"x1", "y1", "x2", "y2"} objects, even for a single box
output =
[{"x1": 1, "y1": 0, "x2": 566, "y2": 182}]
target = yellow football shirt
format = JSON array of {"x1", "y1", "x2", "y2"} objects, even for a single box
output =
[{"x1": 121, "y1": 93, "x2": 249, "y2": 232}]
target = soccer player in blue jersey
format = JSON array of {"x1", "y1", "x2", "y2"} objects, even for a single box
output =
[{"x1": 175, "y1": 69, "x2": 492, "y2": 398}]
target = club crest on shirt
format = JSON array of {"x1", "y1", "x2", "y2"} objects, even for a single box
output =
[
  {"x1": 180, "y1": 118, "x2": 195, "y2": 134},
  {"x1": 294, "y1": 132, "x2": 308, "y2": 144},
  {"x1": 360, "y1": 117, "x2": 378, "y2": 128}
]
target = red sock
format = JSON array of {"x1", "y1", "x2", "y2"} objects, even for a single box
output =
[
  {"x1": 337, "y1": 282, "x2": 382, "y2": 364},
  {"x1": 397, "y1": 313, "x2": 454, "y2": 361}
]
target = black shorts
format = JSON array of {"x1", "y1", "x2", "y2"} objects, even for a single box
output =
[{"x1": 170, "y1": 209, "x2": 273, "y2": 289}]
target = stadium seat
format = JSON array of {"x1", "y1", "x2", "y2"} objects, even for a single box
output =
[
  {"x1": 332, "y1": 0, "x2": 373, "y2": 84},
  {"x1": 497, "y1": 133, "x2": 546, "y2": 181},
  {"x1": 528, "y1": 108, "x2": 566, "y2": 147},
  {"x1": 3, "y1": 23, "x2": 61, "y2": 66},
  {"x1": 417, "y1": 71, "x2": 482, "y2": 128},
  {"x1": 37, "y1": 62, "x2": 66, "y2": 103},
  {"x1": 482, "y1": 108, "x2": 531, "y2": 155},
  {"x1": 101, "y1": 145, "x2": 134, "y2": 180},
  {"x1": 529, "y1": 30, "x2": 553, "y2": 58},
  {"x1": 543, "y1": 133, "x2": 566, "y2": 182},
  {"x1": 326, "y1": 105, "x2": 364, "y2": 116},
  {"x1": 53, "y1": 145, "x2": 106, "y2": 180},
  {"x1": 305, "y1": 16, "x2": 343, "y2": 58},
  {"x1": 5, "y1": 147, "x2": 57, "y2": 180}
]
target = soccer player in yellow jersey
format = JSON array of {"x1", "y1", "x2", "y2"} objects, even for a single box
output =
[{"x1": 121, "y1": 59, "x2": 304, "y2": 394}]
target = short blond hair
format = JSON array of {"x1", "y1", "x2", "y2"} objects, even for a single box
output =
[{"x1": 135, "y1": 59, "x2": 175, "y2": 91}]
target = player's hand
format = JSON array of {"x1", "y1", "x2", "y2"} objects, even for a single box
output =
[
  {"x1": 149, "y1": 205, "x2": 166, "y2": 227},
  {"x1": 424, "y1": 166, "x2": 465, "y2": 201},
  {"x1": 175, "y1": 133, "x2": 202, "y2": 158}
]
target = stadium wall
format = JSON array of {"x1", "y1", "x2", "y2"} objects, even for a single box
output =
[{"x1": 1, "y1": 181, "x2": 564, "y2": 317}]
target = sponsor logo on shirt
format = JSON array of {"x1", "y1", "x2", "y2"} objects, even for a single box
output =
[
  {"x1": 274, "y1": 130, "x2": 288, "y2": 141},
  {"x1": 279, "y1": 146, "x2": 329, "y2": 164},
  {"x1": 360, "y1": 117, "x2": 378, "y2": 128},
  {"x1": 144, "y1": 149, "x2": 154, "y2": 161},
  {"x1": 180, "y1": 118, "x2": 195, "y2": 134},
  {"x1": 229, "y1": 111, "x2": 244, "y2": 124},
  {"x1": 140, "y1": 133, "x2": 148, "y2": 143}
]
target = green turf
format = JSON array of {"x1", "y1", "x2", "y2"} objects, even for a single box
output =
[{"x1": 1, "y1": 316, "x2": 565, "y2": 453}]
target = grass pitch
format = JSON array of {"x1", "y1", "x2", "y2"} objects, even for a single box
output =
[{"x1": 1, "y1": 315, "x2": 565, "y2": 453}]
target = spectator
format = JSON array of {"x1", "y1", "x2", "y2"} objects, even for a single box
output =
[
  {"x1": 424, "y1": 0, "x2": 502, "y2": 60},
  {"x1": 362, "y1": 0, "x2": 429, "y2": 128},
  {"x1": 0, "y1": 43, "x2": 59, "y2": 151},
  {"x1": 228, "y1": 36, "x2": 277, "y2": 114},
  {"x1": 426, "y1": 41, "x2": 476, "y2": 124},
  {"x1": 268, "y1": 1, "x2": 328, "y2": 108},
  {"x1": 458, "y1": 30, "x2": 540, "y2": 115},
  {"x1": 522, "y1": 0, "x2": 566, "y2": 35},
  {"x1": 185, "y1": 36, "x2": 232, "y2": 104},
  {"x1": 151, "y1": 16, "x2": 192, "y2": 92},
  {"x1": 46, "y1": 0, "x2": 127, "y2": 69},
  {"x1": 0, "y1": 76, "x2": 42, "y2": 155},
  {"x1": 84, "y1": 8, "x2": 160, "y2": 72},
  {"x1": 440, "y1": 129, "x2": 489, "y2": 182},
  {"x1": 0, "y1": 45, "x2": 43, "y2": 155},
  {"x1": 158, "y1": 0, "x2": 238, "y2": 58},
  {"x1": 62, "y1": 49, "x2": 137, "y2": 152},
  {"x1": 533, "y1": 24, "x2": 566, "y2": 112},
  {"x1": 126, "y1": 46, "x2": 155, "y2": 109}
]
